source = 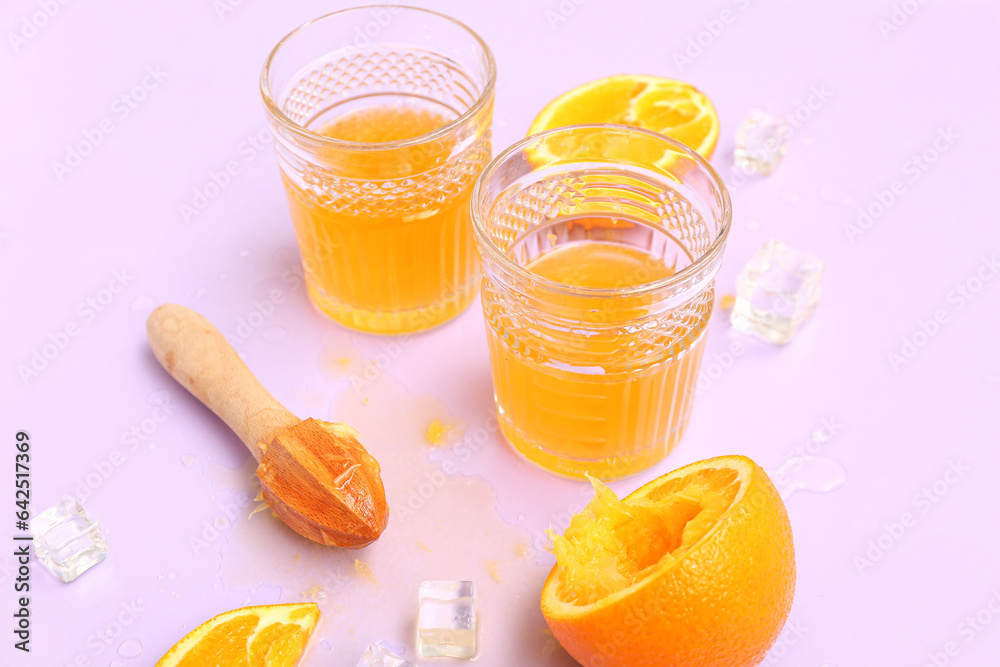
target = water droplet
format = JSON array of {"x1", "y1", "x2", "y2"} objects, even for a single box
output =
[
  {"x1": 820, "y1": 184, "x2": 853, "y2": 205},
  {"x1": 746, "y1": 220, "x2": 760, "y2": 231},
  {"x1": 147, "y1": 390, "x2": 171, "y2": 406},
  {"x1": 772, "y1": 456, "x2": 846, "y2": 499},
  {"x1": 181, "y1": 454, "x2": 195, "y2": 468},
  {"x1": 517, "y1": 514, "x2": 526, "y2": 521},
  {"x1": 130, "y1": 296, "x2": 155, "y2": 313},
  {"x1": 262, "y1": 326, "x2": 287, "y2": 343},
  {"x1": 118, "y1": 639, "x2": 143, "y2": 658},
  {"x1": 273, "y1": 246, "x2": 298, "y2": 265},
  {"x1": 196, "y1": 287, "x2": 207, "y2": 299},
  {"x1": 302, "y1": 584, "x2": 326, "y2": 600},
  {"x1": 782, "y1": 191, "x2": 800, "y2": 203},
  {"x1": 253, "y1": 277, "x2": 286, "y2": 302},
  {"x1": 377, "y1": 639, "x2": 408, "y2": 656}
]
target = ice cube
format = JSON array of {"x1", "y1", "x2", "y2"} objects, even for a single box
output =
[
  {"x1": 356, "y1": 643, "x2": 413, "y2": 667},
  {"x1": 30, "y1": 497, "x2": 107, "y2": 582},
  {"x1": 731, "y1": 240, "x2": 824, "y2": 344},
  {"x1": 417, "y1": 580, "x2": 476, "y2": 658},
  {"x1": 735, "y1": 111, "x2": 791, "y2": 175}
]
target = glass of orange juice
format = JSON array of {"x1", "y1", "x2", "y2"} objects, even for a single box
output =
[
  {"x1": 472, "y1": 125, "x2": 731, "y2": 479},
  {"x1": 261, "y1": 7, "x2": 495, "y2": 334}
]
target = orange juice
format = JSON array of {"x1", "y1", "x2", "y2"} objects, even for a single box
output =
[
  {"x1": 261, "y1": 7, "x2": 495, "y2": 335},
  {"x1": 482, "y1": 219, "x2": 713, "y2": 479},
  {"x1": 280, "y1": 102, "x2": 485, "y2": 334},
  {"x1": 473, "y1": 125, "x2": 730, "y2": 480}
]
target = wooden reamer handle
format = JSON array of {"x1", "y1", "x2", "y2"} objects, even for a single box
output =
[{"x1": 146, "y1": 303, "x2": 299, "y2": 461}]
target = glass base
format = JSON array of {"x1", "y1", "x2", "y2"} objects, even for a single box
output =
[
  {"x1": 497, "y1": 412, "x2": 688, "y2": 481},
  {"x1": 306, "y1": 281, "x2": 479, "y2": 335}
]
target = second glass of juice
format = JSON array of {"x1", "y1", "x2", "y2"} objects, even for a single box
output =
[
  {"x1": 472, "y1": 125, "x2": 732, "y2": 479},
  {"x1": 261, "y1": 6, "x2": 495, "y2": 334}
]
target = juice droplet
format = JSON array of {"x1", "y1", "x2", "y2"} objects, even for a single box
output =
[
  {"x1": 425, "y1": 420, "x2": 450, "y2": 446},
  {"x1": 486, "y1": 559, "x2": 502, "y2": 583},
  {"x1": 181, "y1": 454, "x2": 195, "y2": 468},
  {"x1": 354, "y1": 559, "x2": 378, "y2": 585},
  {"x1": 319, "y1": 339, "x2": 362, "y2": 380}
]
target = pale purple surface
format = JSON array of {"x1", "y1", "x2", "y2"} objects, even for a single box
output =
[{"x1": 4, "y1": 0, "x2": 1000, "y2": 665}]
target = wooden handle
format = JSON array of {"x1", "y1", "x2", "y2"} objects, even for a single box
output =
[{"x1": 146, "y1": 303, "x2": 299, "y2": 461}]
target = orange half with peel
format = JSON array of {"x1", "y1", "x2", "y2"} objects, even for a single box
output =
[
  {"x1": 541, "y1": 455, "x2": 795, "y2": 667},
  {"x1": 528, "y1": 74, "x2": 720, "y2": 159},
  {"x1": 155, "y1": 603, "x2": 320, "y2": 667}
]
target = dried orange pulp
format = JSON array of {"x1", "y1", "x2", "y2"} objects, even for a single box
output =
[
  {"x1": 528, "y1": 74, "x2": 720, "y2": 160},
  {"x1": 155, "y1": 603, "x2": 319, "y2": 667},
  {"x1": 541, "y1": 455, "x2": 795, "y2": 667}
]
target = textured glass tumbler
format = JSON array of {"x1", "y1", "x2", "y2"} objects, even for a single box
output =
[
  {"x1": 261, "y1": 6, "x2": 495, "y2": 334},
  {"x1": 472, "y1": 125, "x2": 732, "y2": 479}
]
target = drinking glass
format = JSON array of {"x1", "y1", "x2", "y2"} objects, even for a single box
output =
[
  {"x1": 472, "y1": 125, "x2": 731, "y2": 478},
  {"x1": 262, "y1": 6, "x2": 495, "y2": 334}
]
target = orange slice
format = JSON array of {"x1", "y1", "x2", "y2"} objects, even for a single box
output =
[
  {"x1": 528, "y1": 74, "x2": 719, "y2": 159},
  {"x1": 156, "y1": 603, "x2": 320, "y2": 667},
  {"x1": 541, "y1": 455, "x2": 795, "y2": 667}
]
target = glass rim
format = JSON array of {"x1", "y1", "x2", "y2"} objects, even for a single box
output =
[
  {"x1": 471, "y1": 123, "x2": 733, "y2": 298},
  {"x1": 259, "y1": 4, "x2": 497, "y2": 151}
]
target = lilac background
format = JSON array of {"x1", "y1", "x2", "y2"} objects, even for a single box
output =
[{"x1": 4, "y1": 0, "x2": 1000, "y2": 665}]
